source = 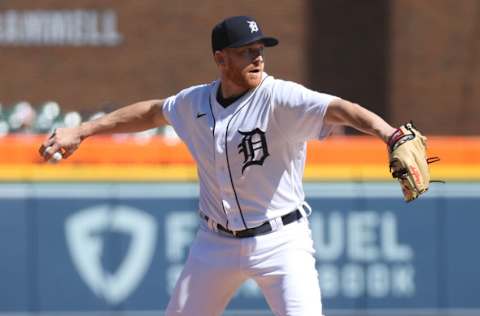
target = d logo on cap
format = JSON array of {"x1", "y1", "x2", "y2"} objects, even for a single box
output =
[
  {"x1": 247, "y1": 21, "x2": 259, "y2": 33},
  {"x1": 211, "y1": 16, "x2": 279, "y2": 53}
]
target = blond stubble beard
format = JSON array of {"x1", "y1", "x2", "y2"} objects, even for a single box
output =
[{"x1": 224, "y1": 64, "x2": 262, "y2": 91}]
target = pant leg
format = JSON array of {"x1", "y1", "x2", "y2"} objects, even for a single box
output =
[
  {"x1": 165, "y1": 227, "x2": 248, "y2": 316},
  {"x1": 250, "y1": 219, "x2": 324, "y2": 316}
]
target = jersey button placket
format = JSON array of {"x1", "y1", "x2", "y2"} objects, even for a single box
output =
[
  {"x1": 222, "y1": 199, "x2": 231, "y2": 215},
  {"x1": 214, "y1": 112, "x2": 235, "y2": 223},
  {"x1": 217, "y1": 161, "x2": 234, "y2": 220}
]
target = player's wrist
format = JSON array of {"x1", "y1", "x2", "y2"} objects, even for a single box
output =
[
  {"x1": 77, "y1": 122, "x2": 93, "y2": 140},
  {"x1": 383, "y1": 126, "x2": 398, "y2": 145},
  {"x1": 387, "y1": 128, "x2": 402, "y2": 148}
]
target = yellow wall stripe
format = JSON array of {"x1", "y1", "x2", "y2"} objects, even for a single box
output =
[{"x1": 1, "y1": 164, "x2": 479, "y2": 182}]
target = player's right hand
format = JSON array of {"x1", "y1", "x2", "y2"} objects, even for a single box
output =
[{"x1": 38, "y1": 127, "x2": 83, "y2": 162}]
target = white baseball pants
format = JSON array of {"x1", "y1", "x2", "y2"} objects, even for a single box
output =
[{"x1": 165, "y1": 217, "x2": 324, "y2": 316}]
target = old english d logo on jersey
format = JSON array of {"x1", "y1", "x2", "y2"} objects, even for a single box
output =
[{"x1": 238, "y1": 128, "x2": 269, "y2": 174}]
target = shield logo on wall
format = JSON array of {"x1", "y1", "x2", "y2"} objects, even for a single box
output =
[{"x1": 65, "y1": 205, "x2": 157, "y2": 304}]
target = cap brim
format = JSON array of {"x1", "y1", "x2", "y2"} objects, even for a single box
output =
[{"x1": 229, "y1": 35, "x2": 279, "y2": 48}]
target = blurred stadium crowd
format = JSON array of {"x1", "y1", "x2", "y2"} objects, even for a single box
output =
[{"x1": 0, "y1": 101, "x2": 179, "y2": 141}]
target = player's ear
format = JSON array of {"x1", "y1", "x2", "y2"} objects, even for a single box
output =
[{"x1": 214, "y1": 51, "x2": 225, "y2": 66}]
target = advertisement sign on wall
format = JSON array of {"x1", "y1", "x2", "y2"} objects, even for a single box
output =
[{"x1": 0, "y1": 182, "x2": 479, "y2": 314}]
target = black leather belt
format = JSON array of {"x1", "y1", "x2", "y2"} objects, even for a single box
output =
[{"x1": 201, "y1": 209, "x2": 303, "y2": 238}]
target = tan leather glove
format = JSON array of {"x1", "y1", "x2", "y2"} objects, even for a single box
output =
[{"x1": 388, "y1": 122, "x2": 437, "y2": 202}]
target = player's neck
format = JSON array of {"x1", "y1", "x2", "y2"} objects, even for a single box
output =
[
  {"x1": 219, "y1": 78, "x2": 249, "y2": 100},
  {"x1": 217, "y1": 84, "x2": 247, "y2": 107}
]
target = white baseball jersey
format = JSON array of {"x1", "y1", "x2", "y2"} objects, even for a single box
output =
[{"x1": 162, "y1": 73, "x2": 338, "y2": 231}]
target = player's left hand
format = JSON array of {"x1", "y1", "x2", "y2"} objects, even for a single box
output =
[
  {"x1": 39, "y1": 127, "x2": 83, "y2": 162},
  {"x1": 387, "y1": 122, "x2": 439, "y2": 202}
]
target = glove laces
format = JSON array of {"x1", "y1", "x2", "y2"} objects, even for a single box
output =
[{"x1": 427, "y1": 156, "x2": 445, "y2": 184}]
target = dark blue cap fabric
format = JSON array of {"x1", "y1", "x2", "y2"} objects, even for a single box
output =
[{"x1": 211, "y1": 16, "x2": 279, "y2": 53}]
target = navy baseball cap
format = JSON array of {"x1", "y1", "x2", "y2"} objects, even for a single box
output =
[{"x1": 211, "y1": 16, "x2": 279, "y2": 53}]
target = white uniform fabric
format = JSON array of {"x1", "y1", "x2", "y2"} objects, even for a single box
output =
[
  {"x1": 162, "y1": 73, "x2": 338, "y2": 230},
  {"x1": 162, "y1": 73, "x2": 338, "y2": 316},
  {"x1": 166, "y1": 218, "x2": 322, "y2": 316}
]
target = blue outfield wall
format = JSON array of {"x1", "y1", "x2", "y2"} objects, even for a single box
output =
[{"x1": 0, "y1": 182, "x2": 479, "y2": 314}]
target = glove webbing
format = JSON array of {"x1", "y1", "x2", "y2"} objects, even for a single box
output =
[
  {"x1": 426, "y1": 157, "x2": 445, "y2": 183},
  {"x1": 390, "y1": 156, "x2": 444, "y2": 184}
]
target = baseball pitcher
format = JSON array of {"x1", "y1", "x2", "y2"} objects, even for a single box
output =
[{"x1": 40, "y1": 16, "x2": 433, "y2": 316}]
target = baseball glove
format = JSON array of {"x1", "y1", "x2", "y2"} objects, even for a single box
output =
[{"x1": 387, "y1": 122, "x2": 439, "y2": 202}]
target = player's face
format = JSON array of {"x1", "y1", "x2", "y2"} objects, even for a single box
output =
[{"x1": 222, "y1": 42, "x2": 265, "y2": 90}]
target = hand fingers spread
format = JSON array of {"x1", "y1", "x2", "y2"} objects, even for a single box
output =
[
  {"x1": 38, "y1": 144, "x2": 47, "y2": 157},
  {"x1": 62, "y1": 144, "x2": 78, "y2": 159},
  {"x1": 39, "y1": 139, "x2": 54, "y2": 156},
  {"x1": 48, "y1": 129, "x2": 57, "y2": 139},
  {"x1": 42, "y1": 144, "x2": 62, "y2": 161},
  {"x1": 38, "y1": 128, "x2": 81, "y2": 162},
  {"x1": 62, "y1": 150, "x2": 73, "y2": 159}
]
